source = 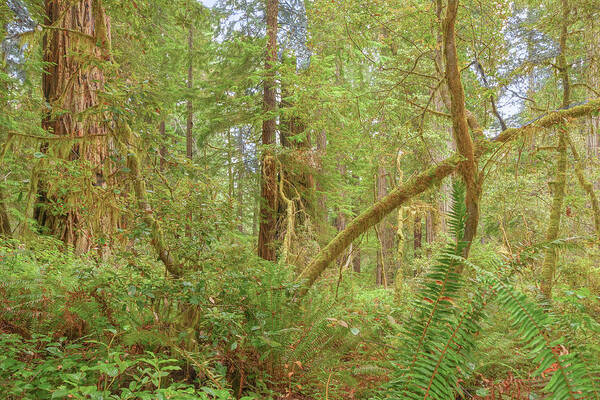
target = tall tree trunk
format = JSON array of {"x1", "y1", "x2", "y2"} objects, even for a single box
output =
[
  {"x1": 540, "y1": 130, "x2": 567, "y2": 299},
  {"x1": 186, "y1": 26, "x2": 194, "y2": 160},
  {"x1": 236, "y1": 128, "x2": 245, "y2": 233},
  {"x1": 426, "y1": 210, "x2": 436, "y2": 243},
  {"x1": 257, "y1": 0, "x2": 279, "y2": 261},
  {"x1": 278, "y1": 69, "x2": 312, "y2": 242},
  {"x1": 184, "y1": 25, "x2": 194, "y2": 238},
  {"x1": 442, "y1": 0, "x2": 480, "y2": 261},
  {"x1": 541, "y1": 0, "x2": 570, "y2": 299},
  {"x1": 35, "y1": 0, "x2": 114, "y2": 254},
  {"x1": 352, "y1": 245, "x2": 361, "y2": 273},
  {"x1": 315, "y1": 130, "x2": 328, "y2": 241},
  {"x1": 335, "y1": 164, "x2": 350, "y2": 268},
  {"x1": 227, "y1": 128, "x2": 234, "y2": 200}
]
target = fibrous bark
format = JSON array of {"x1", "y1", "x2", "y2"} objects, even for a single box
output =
[
  {"x1": 36, "y1": 0, "x2": 115, "y2": 254},
  {"x1": 0, "y1": 187, "x2": 11, "y2": 236},
  {"x1": 257, "y1": 0, "x2": 279, "y2": 261},
  {"x1": 375, "y1": 164, "x2": 395, "y2": 285},
  {"x1": 413, "y1": 213, "x2": 422, "y2": 253}
]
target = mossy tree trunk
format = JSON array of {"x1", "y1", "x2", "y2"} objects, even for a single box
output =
[
  {"x1": 118, "y1": 123, "x2": 182, "y2": 277},
  {"x1": 442, "y1": 0, "x2": 481, "y2": 261},
  {"x1": 540, "y1": 130, "x2": 568, "y2": 298},
  {"x1": 35, "y1": 0, "x2": 116, "y2": 254},
  {"x1": 257, "y1": 0, "x2": 279, "y2": 261},
  {"x1": 540, "y1": 0, "x2": 570, "y2": 300},
  {"x1": 413, "y1": 213, "x2": 422, "y2": 254}
]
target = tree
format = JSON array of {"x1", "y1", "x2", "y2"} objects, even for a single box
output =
[
  {"x1": 540, "y1": 0, "x2": 570, "y2": 299},
  {"x1": 257, "y1": 0, "x2": 279, "y2": 261},
  {"x1": 34, "y1": 0, "x2": 116, "y2": 254}
]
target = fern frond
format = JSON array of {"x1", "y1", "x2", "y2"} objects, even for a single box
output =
[
  {"x1": 494, "y1": 280, "x2": 596, "y2": 399},
  {"x1": 385, "y1": 181, "x2": 484, "y2": 399},
  {"x1": 383, "y1": 181, "x2": 598, "y2": 400}
]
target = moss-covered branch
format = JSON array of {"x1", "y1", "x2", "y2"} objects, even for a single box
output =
[
  {"x1": 488, "y1": 100, "x2": 600, "y2": 149},
  {"x1": 294, "y1": 155, "x2": 461, "y2": 298}
]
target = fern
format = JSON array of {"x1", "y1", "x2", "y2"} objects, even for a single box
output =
[
  {"x1": 381, "y1": 181, "x2": 599, "y2": 400},
  {"x1": 460, "y1": 255, "x2": 599, "y2": 399},
  {"x1": 385, "y1": 181, "x2": 484, "y2": 399},
  {"x1": 492, "y1": 279, "x2": 597, "y2": 399},
  {"x1": 353, "y1": 365, "x2": 389, "y2": 377}
]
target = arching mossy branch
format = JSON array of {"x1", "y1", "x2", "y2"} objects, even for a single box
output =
[
  {"x1": 295, "y1": 154, "x2": 462, "y2": 297},
  {"x1": 296, "y1": 99, "x2": 600, "y2": 297}
]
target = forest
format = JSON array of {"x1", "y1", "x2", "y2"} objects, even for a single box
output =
[{"x1": 1, "y1": 0, "x2": 600, "y2": 398}]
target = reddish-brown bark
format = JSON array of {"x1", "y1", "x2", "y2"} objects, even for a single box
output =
[
  {"x1": 36, "y1": 0, "x2": 115, "y2": 254},
  {"x1": 257, "y1": 0, "x2": 279, "y2": 261}
]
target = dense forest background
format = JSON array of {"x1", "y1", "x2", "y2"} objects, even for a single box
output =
[{"x1": 1, "y1": 0, "x2": 600, "y2": 399}]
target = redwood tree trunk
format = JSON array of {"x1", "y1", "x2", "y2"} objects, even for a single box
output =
[
  {"x1": 352, "y1": 246, "x2": 361, "y2": 273},
  {"x1": 257, "y1": 0, "x2": 279, "y2": 261},
  {"x1": 36, "y1": 0, "x2": 114, "y2": 254},
  {"x1": 426, "y1": 210, "x2": 436, "y2": 243},
  {"x1": 0, "y1": 188, "x2": 11, "y2": 236}
]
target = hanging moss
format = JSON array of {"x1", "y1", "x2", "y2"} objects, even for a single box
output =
[{"x1": 117, "y1": 122, "x2": 182, "y2": 277}]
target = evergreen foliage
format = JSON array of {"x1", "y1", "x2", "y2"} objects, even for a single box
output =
[
  {"x1": 1, "y1": 0, "x2": 600, "y2": 398},
  {"x1": 385, "y1": 183, "x2": 599, "y2": 399}
]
